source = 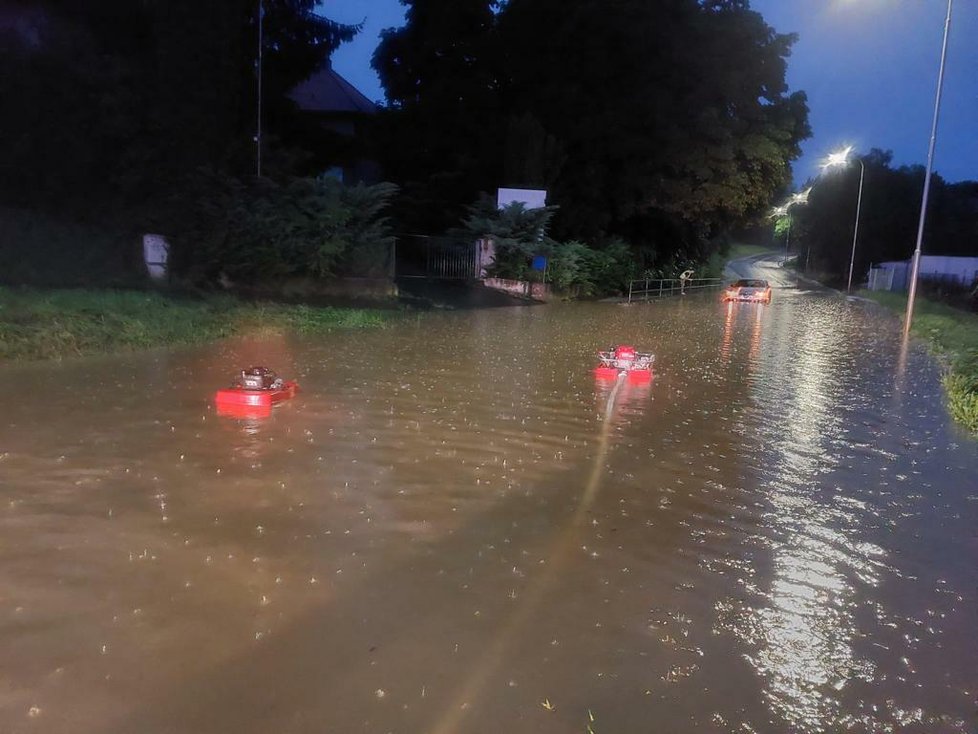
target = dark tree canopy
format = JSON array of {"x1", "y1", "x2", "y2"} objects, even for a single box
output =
[
  {"x1": 373, "y1": 0, "x2": 810, "y2": 257},
  {"x1": 374, "y1": 0, "x2": 499, "y2": 110},
  {"x1": 372, "y1": 0, "x2": 503, "y2": 232},
  {"x1": 0, "y1": 0, "x2": 358, "y2": 216}
]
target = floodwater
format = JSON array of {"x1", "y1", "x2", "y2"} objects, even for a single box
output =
[{"x1": 1, "y1": 284, "x2": 976, "y2": 733}]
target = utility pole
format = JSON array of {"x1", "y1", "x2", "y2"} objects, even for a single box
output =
[
  {"x1": 905, "y1": 0, "x2": 953, "y2": 335},
  {"x1": 256, "y1": 0, "x2": 264, "y2": 178}
]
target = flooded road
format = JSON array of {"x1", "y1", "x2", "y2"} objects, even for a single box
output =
[{"x1": 2, "y1": 271, "x2": 976, "y2": 733}]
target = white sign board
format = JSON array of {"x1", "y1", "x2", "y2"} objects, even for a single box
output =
[
  {"x1": 497, "y1": 188, "x2": 547, "y2": 210},
  {"x1": 143, "y1": 234, "x2": 169, "y2": 281}
]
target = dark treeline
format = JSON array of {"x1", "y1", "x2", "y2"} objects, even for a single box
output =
[
  {"x1": 0, "y1": 0, "x2": 355, "y2": 213},
  {"x1": 0, "y1": 0, "x2": 373, "y2": 285},
  {"x1": 791, "y1": 149, "x2": 978, "y2": 287},
  {"x1": 0, "y1": 0, "x2": 811, "y2": 292},
  {"x1": 373, "y1": 0, "x2": 810, "y2": 272}
]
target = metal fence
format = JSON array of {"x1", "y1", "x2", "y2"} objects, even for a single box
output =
[
  {"x1": 627, "y1": 277, "x2": 723, "y2": 302},
  {"x1": 393, "y1": 235, "x2": 480, "y2": 280}
]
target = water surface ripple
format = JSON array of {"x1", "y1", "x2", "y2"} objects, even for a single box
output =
[{"x1": 1, "y1": 290, "x2": 975, "y2": 733}]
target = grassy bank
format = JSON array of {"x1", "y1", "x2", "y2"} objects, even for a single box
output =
[
  {"x1": 0, "y1": 288, "x2": 387, "y2": 361},
  {"x1": 860, "y1": 290, "x2": 978, "y2": 434}
]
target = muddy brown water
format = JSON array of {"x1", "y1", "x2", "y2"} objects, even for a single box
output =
[{"x1": 1, "y1": 288, "x2": 976, "y2": 733}]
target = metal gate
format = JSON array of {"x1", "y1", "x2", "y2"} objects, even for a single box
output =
[{"x1": 394, "y1": 235, "x2": 478, "y2": 279}]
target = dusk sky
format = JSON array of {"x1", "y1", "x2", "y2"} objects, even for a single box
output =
[{"x1": 324, "y1": 0, "x2": 977, "y2": 185}]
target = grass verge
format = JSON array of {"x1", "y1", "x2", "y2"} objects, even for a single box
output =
[
  {"x1": 860, "y1": 290, "x2": 978, "y2": 434},
  {"x1": 0, "y1": 287, "x2": 387, "y2": 362}
]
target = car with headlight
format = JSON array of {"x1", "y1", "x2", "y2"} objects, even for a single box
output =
[{"x1": 723, "y1": 278, "x2": 772, "y2": 303}]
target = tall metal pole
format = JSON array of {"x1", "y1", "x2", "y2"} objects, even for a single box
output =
[
  {"x1": 256, "y1": 0, "x2": 264, "y2": 178},
  {"x1": 785, "y1": 215, "x2": 791, "y2": 266},
  {"x1": 846, "y1": 159, "x2": 865, "y2": 293},
  {"x1": 904, "y1": 0, "x2": 952, "y2": 335}
]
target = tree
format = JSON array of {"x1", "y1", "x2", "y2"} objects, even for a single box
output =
[
  {"x1": 0, "y1": 1, "x2": 359, "y2": 214},
  {"x1": 374, "y1": 0, "x2": 810, "y2": 268},
  {"x1": 373, "y1": 0, "x2": 503, "y2": 232},
  {"x1": 498, "y1": 0, "x2": 809, "y2": 247}
]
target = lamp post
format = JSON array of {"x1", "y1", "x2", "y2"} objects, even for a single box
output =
[
  {"x1": 821, "y1": 146, "x2": 865, "y2": 293},
  {"x1": 256, "y1": 0, "x2": 264, "y2": 177},
  {"x1": 770, "y1": 188, "x2": 810, "y2": 267},
  {"x1": 904, "y1": 0, "x2": 953, "y2": 336},
  {"x1": 769, "y1": 203, "x2": 790, "y2": 266}
]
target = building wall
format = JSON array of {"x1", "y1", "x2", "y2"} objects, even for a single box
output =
[
  {"x1": 871, "y1": 255, "x2": 978, "y2": 291},
  {"x1": 917, "y1": 256, "x2": 978, "y2": 285}
]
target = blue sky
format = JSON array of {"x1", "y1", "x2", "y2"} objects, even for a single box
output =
[{"x1": 323, "y1": 0, "x2": 977, "y2": 185}]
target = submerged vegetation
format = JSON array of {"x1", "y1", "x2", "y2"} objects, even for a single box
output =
[
  {"x1": 861, "y1": 290, "x2": 978, "y2": 434},
  {"x1": 0, "y1": 288, "x2": 386, "y2": 362}
]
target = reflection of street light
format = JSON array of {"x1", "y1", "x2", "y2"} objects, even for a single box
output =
[
  {"x1": 905, "y1": 0, "x2": 953, "y2": 336},
  {"x1": 821, "y1": 146, "x2": 865, "y2": 293}
]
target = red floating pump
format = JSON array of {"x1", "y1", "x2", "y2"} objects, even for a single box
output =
[
  {"x1": 215, "y1": 366, "x2": 298, "y2": 417},
  {"x1": 595, "y1": 345, "x2": 655, "y2": 382}
]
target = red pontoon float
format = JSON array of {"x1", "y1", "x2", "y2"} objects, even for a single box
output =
[
  {"x1": 215, "y1": 366, "x2": 298, "y2": 417},
  {"x1": 595, "y1": 345, "x2": 655, "y2": 383}
]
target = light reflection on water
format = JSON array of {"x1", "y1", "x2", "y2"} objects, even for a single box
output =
[
  {"x1": 0, "y1": 293, "x2": 975, "y2": 733},
  {"x1": 713, "y1": 292, "x2": 974, "y2": 733},
  {"x1": 749, "y1": 296, "x2": 870, "y2": 730}
]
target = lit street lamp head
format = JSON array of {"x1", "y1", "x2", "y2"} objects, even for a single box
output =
[
  {"x1": 821, "y1": 145, "x2": 854, "y2": 172},
  {"x1": 769, "y1": 187, "x2": 810, "y2": 219},
  {"x1": 818, "y1": 144, "x2": 867, "y2": 294},
  {"x1": 790, "y1": 187, "x2": 811, "y2": 206}
]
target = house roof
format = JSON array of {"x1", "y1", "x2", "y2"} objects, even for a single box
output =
[{"x1": 289, "y1": 62, "x2": 378, "y2": 115}]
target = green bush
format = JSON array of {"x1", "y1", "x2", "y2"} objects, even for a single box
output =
[
  {"x1": 547, "y1": 240, "x2": 596, "y2": 294},
  {"x1": 457, "y1": 198, "x2": 642, "y2": 296},
  {"x1": 457, "y1": 196, "x2": 559, "y2": 281},
  {"x1": 172, "y1": 173, "x2": 397, "y2": 284}
]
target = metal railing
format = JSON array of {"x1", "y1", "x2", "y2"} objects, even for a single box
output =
[{"x1": 627, "y1": 277, "x2": 723, "y2": 303}]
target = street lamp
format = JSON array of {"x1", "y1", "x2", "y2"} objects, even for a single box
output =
[
  {"x1": 821, "y1": 146, "x2": 865, "y2": 293},
  {"x1": 768, "y1": 204, "x2": 790, "y2": 265},
  {"x1": 789, "y1": 188, "x2": 811, "y2": 208},
  {"x1": 905, "y1": 0, "x2": 953, "y2": 336},
  {"x1": 769, "y1": 188, "x2": 811, "y2": 266}
]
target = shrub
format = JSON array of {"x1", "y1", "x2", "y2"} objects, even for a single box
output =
[
  {"x1": 457, "y1": 195, "x2": 559, "y2": 281},
  {"x1": 172, "y1": 173, "x2": 397, "y2": 284}
]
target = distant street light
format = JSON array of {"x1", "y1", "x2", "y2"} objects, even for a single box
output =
[
  {"x1": 790, "y1": 189, "x2": 811, "y2": 207},
  {"x1": 769, "y1": 188, "x2": 811, "y2": 266},
  {"x1": 905, "y1": 0, "x2": 953, "y2": 336},
  {"x1": 821, "y1": 146, "x2": 865, "y2": 293}
]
